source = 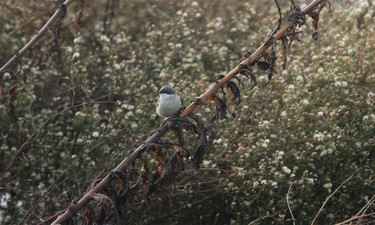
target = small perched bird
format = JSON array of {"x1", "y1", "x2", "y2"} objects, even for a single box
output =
[{"x1": 156, "y1": 86, "x2": 181, "y2": 118}]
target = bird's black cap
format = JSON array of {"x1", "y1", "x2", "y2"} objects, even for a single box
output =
[{"x1": 158, "y1": 86, "x2": 176, "y2": 95}]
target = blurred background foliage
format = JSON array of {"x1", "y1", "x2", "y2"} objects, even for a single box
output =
[{"x1": 0, "y1": 0, "x2": 374, "y2": 224}]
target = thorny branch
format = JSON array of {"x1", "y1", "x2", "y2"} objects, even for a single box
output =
[{"x1": 50, "y1": 0, "x2": 330, "y2": 224}]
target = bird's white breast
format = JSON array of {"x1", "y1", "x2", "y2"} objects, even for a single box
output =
[{"x1": 156, "y1": 94, "x2": 181, "y2": 117}]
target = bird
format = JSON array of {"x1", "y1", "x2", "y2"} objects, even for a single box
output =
[{"x1": 156, "y1": 86, "x2": 181, "y2": 118}]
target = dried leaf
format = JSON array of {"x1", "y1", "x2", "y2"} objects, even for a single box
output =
[
  {"x1": 210, "y1": 95, "x2": 227, "y2": 120},
  {"x1": 8, "y1": 86, "x2": 18, "y2": 115},
  {"x1": 281, "y1": 35, "x2": 288, "y2": 70},
  {"x1": 268, "y1": 38, "x2": 278, "y2": 80},
  {"x1": 76, "y1": 0, "x2": 86, "y2": 26},
  {"x1": 31, "y1": 47, "x2": 42, "y2": 68},
  {"x1": 0, "y1": 87, "x2": 5, "y2": 101},
  {"x1": 238, "y1": 65, "x2": 257, "y2": 90},
  {"x1": 312, "y1": 31, "x2": 319, "y2": 40},
  {"x1": 257, "y1": 61, "x2": 270, "y2": 71}
]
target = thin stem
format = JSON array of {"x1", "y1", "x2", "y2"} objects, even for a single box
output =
[{"x1": 287, "y1": 182, "x2": 296, "y2": 225}]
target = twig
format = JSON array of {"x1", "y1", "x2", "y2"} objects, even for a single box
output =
[
  {"x1": 311, "y1": 169, "x2": 359, "y2": 225},
  {"x1": 355, "y1": 193, "x2": 375, "y2": 217},
  {"x1": 335, "y1": 212, "x2": 375, "y2": 225},
  {"x1": 287, "y1": 182, "x2": 296, "y2": 225},
  {"x1": 36, "y1": 209, "x2": 67, "y2": 225},
  {"x1": 334, "y1": 193, "x2": 375, "y2": 225},
  {"x1": 248, "y1": 213, "x2": 278, "y2": 225}
]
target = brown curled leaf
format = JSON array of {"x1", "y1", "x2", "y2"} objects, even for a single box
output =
[
  {"x1": 87, "y1": 193, "x2": 120, "y2": 224},
  {"x1": 55, "y1": 4, "x2": 67, "y2": 39},
  {"x1": 160, "y1": 117, "x2": 207, "y2": 170},
  {"x1": 210, "y1": 95, "x2": 227, "y2": 120},
  {"x1": 266, "y1": 38, "x2": 278, "y2": 80},
  {"x1": 234, "y1": 75, "x2": 245, "y2": 87},
  {"x1": 312, "y1": 31, "x2": 319, "y2": 40},
  {"x1": 227, "y1": 81, "x2": 241, "y2": 117},
  {"x1": 309, "y1": 11, "x2": 319, "y2": 30},
  {"x1": 42, "y1": 39, "x2": 57, "y2": 66},
  {"x1": 238, "y1": 64, "x2": 257, "y2": 90},
  {"x1": 83, "y1": 205, "x2": 93, "y2": 223},
  {"x1": 281, "y1": 35, "x2": 288, "y2": 70},
  {"x1": 227, "y1": 81, "x2": 241, "y2": 105},
  {"x1": 171, "y1": 152, "x2": 185, "y2": 174},
  {"x1": 31, "y1": 47, "x2": 42, "y2": 68},
  {"x1": 0, "y1": 87, "x2": 5, "y2": 101},
  {"x1": 187, "y1": 113, "x2": 206, "y2": 133},
  {"x1": 257, "y1": 61, "x2": 270, "y2": 71},
  {"x1": 8, "y1": 85, "x2": 18, "y2": 115},
  {"x1": 76, "y1": 0, "x2": 86, "y2": 26}
]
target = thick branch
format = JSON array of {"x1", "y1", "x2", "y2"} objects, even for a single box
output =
[
  {"x1": 51, "y1": 0, "x2": 324, "y2": 224},
  {"x1": 0, "y1": 0, "x2": 75, "y2": 74}
]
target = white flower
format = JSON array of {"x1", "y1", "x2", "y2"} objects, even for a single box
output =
[
  {"x1": 116, "y1": 37, "x2": 122, "y2": 44},
  {"x1": 281, "y1": 111, "x2": 287, "y2": 117},
  {"x1": 175, "y1": 43, "x2": 182, "y2": 48},
  {"x1": 296, "y1": 75, "x2": 304, "y2": 82},
  {"x1": 203, "y1": 160, "x2": 210, "y2": 166},
  {"x1": 368, "y1": 92, "x2": 375, "y2": 98},
  {"x1": 99, "y1": 35, "x2": 110, "y2": 42},
  {"x1": 302, "y1": 99, "x2": 310, "y2": 105},
  {"x1": 73, "y1": 37, "x2": 81, "y2": 44},
  {"x1": 0, "y1": 193, "x2": 11, "y2": 207},
  {"x1": 65, "y1": 46, "x2": 73, "y2": 53},
  {"x1": 113, "y1": 63, "x2": 120, "y2": 70},
  {"x1": 72, "y1": 52, "x2": 80, "y2": 59},
  {"x1": 334, "y1": 81, "x2": 342, "y2": 87},
  {"x1": 176, "y1": 10, "x2": 183, "y2": 16},
  {"x1": 313, "y1": 132, "x2": 325, "y2": 142},
  {"x1": 92, "y1": 132, "x2": 99, "y2": 137},
  {"x1": 218, "y1": 46, "x2": 228, "y2": 58},
  {"x1": 213, "y1": 138, "x2": 222, "y2": 144},
  {"x1": 317, "y1": 111, "x2": 324, "y2": 116},
  {"x1": 56, "y1": 131, "x2": 63, "y2": 137},
  {"x1": 323, "y1": 182, "x2": 333, "y2": 189},
  {"x1": 282, "y1": 166, "x2": 291, "y2": 174},
  {"x1": 130, "y1": 122, "x2": 138, "y2": 128},
  {"x1": 341, "y1": 81, "x2": 348, "y2": 87},
  {"x1": 317, "y1": 67, "x2": 324, "y2": 73},
  {"x1": 307, "y1": 178, "x2": 315, "y2": 184}
]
